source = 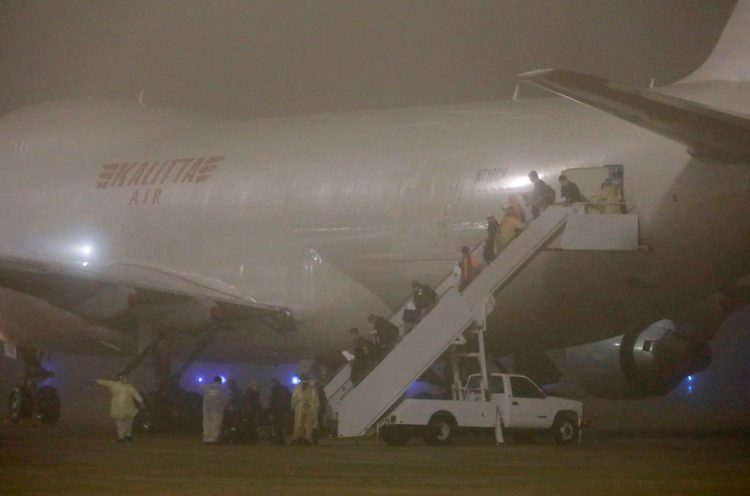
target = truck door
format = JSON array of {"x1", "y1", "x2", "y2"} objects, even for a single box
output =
[{"x1": 509, "y1": 376, "x2": 550, "y2": 428}]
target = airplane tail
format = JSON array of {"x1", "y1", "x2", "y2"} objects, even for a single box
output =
[{"x1": 683, "y1": 0, "x2": 750, "y2": 82}]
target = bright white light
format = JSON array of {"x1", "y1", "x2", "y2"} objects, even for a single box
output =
[
  {"x1": 310, "y1": 248, "x2": 323, "y2": 265},
  {"x1": 505, "y1": 175, "x2": 533, "y2": 189},
  {"x1": 82, "y1": 261, "x2": 88, "y2": 267},
  {"x1": 80, "y1": 244, "x2": 93, "y2": 256},
  {"x1": 220, "y1": 376, "x2": 227, "y2": 384},
  {"x1": 291, "y1": 376, "x2": 301, "y2": 385},
  {"x1": 197, "y1": 376, "x2": 204, "y2": 383},
  {"x1": 687, "y1": 375, "x2": 693, "y2": 382}
]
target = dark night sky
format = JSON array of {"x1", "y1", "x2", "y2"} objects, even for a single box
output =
[{"x1": 0, "y1": 0, "x2": 738, "y2": 119}]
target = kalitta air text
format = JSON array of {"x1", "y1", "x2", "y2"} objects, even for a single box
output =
[{"x1": 96, "y1": 156, "x2": 225, "y2": 206}]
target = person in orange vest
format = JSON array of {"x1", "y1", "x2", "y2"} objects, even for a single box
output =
[
  {"x1": 496, "y1": 206, "x2": 527, "y2": 256},
  {"x1": 458, "y1": 246, "x2": 479, "y2": 292}
]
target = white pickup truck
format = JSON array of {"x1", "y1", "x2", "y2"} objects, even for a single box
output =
[{"x1": 378, "y1": 373, "x2": 583, "y2": 446}]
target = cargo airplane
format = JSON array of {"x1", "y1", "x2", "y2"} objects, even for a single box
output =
[{"x1": 1, "y1": 1, "x2": 749, "y2": 424}]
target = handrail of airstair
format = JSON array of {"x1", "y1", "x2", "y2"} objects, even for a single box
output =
[
  {"x1": 334, "y1": 207, "x2": 573, "y2": 436},
  {"x1": 324, "y1": 238, "x2": 486, "y2": 400}
]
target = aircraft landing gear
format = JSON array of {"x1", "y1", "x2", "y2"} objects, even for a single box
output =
[
  {"x1": 8, "y1": 385, "x2": 33, "y2": 422},
  {"x1": 7, "y1": 347, "x2": 60, "y2": 424},
  {"x1": 137, "y1": 386, "x2": 203, "y2": 434},
  {"x1": 123, "y1": 326, "x2": 220, "y2": 434},
  {"x1": 34, "y1": 385, "x2": 61, "y2": 424}
]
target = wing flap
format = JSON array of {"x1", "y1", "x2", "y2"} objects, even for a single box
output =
[{"x1": 520, "y1": 68, "x2": 750, "y2": 162}]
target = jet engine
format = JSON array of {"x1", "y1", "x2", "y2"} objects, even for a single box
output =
[{"x1": 561, "y1": 320, "x2": 711, "y2": 399}]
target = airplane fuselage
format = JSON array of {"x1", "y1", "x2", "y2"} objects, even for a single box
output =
[{"x1": 1, "y1": 79, "x2": 750, "y2": 361}]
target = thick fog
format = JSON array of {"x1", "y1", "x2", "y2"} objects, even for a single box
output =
[
  {"x1": 0, "y1": 1, "x2": 746, "y2": 430},
  {"x1": 0, "y1": 0, "x2": 736, "y2": 118}
]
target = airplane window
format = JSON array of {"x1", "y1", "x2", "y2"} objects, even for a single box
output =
[{"x1": 510, "y1": 376, "x2": 545, "y2": 399}]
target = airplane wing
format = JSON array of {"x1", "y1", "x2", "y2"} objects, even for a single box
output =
[
  {"x1": 520, "y1": 68, "x2": 750, "y2": 162},
  {"x1": 0, "y1": 254, "x2": 295, "y2": 336}
]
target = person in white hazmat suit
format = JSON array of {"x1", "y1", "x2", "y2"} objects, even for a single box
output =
[
  {"x1": 96, "y1": 375, "x2": 144, "y2": 442},
  {"x1": 202, "y1": 376, "x2": 229, "y2": 444},
  {"x1": 291, "y1": 375, "x2": 320, "y2": 446}
]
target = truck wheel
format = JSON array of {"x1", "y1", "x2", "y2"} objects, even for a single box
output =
[
  {"x1": 553, "y1": 416, "x2": 578, "y2": 445},
  {"x1": 34, "y1": 386, "x2": 61, "y2": 424},
  {"x1": 380, "y1": 425, "x2": 412, "y2": 446},
  {"x1": 424, "y1": 414, "x2": 456, "y2": 446},
  {"x1": 8, "y1": 385, "x2": 33, "y2": 422}
]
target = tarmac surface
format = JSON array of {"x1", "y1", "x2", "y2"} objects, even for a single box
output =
[{"x1": 1, "y1": 424, "x2": 749, "y2": 495}]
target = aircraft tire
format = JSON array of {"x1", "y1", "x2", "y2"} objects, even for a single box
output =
[
  {"x1": 34, "y1": 385, "x2": 61, "y2": 424},
  {"x1": 8, "y1": 385, "x2": 34, "y2": 422},
  {"x1": 135, "y1": 392, "x2": 168, "y2": 434}
]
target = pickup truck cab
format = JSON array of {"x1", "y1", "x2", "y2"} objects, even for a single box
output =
[{"x1": 379, "y1": 373, "x2": 583, "y2": 446}]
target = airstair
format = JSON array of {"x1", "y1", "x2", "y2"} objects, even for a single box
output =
[{"x1": 325, "y1": 205, "x2": 638, "y2": 438}]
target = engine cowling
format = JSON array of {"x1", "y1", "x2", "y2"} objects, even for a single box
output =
[{"x1": 562, "y1": 320, "x2": 711, "y2": 399}]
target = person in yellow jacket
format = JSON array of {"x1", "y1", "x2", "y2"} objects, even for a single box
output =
[
  {"x1": 291, "y1": 375, "x2": 320, "y2": 446},
  {"x1": 595, "y1": 178, "x2": 623, "y2": 214},
  {"x1": 495, "y1": 206, "x2": 527, "y2": 256},
  {"x1": 96, "y1": 375, "x2": 144, "y2": 442}
]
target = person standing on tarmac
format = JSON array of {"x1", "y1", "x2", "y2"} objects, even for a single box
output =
[
  {"x1": 269, "y1": 378, "x2": 292, "y2": 445},
  {"x1": 243, "y1": 380, "x2": 262, "y2": 445},
  {"x1": 201, "y1": 376, "x2": 229, "y2": 444},
  {"x1": 312, "y1": 379, "x2": 328, "y2": 444},
  {"x1": 223, "y1": 379, "x2": 243, "y2": 443},
  {"x1": 291, "y1": 375, "x2": 320, "y2": 446},
  {"x1": 96, "y1": 375, "x2": 144, "y2": 443}
]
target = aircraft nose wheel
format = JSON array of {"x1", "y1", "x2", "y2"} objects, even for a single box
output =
[
  {"x1": 34, "y1": 386, "x2": 61, "y2": 424},
  {"x1": 8, "y1": 385, "x2": 34, "y2": 423}
]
